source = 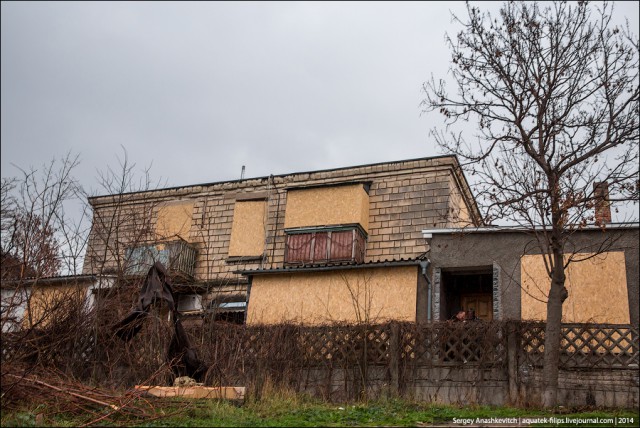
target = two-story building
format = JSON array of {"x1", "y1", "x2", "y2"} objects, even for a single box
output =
[{"x1": 82, "y1": 155, "x2": 481, "y2": 325}]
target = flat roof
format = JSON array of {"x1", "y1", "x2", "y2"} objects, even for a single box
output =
[
  {"x1": 422, "y1": 222, "x2": 640, "y2": 237},
  {"x1": 88, "y1": 154, "x2": 459, "y2": 200}
]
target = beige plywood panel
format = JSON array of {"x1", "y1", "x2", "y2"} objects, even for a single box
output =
[
  {"x1": 135, "y1": 385, "x2": 245, "y2": 400},
  {"x1": 284, "y1": 185, "x2": 369, "y2": 232},
  {"x1": 520, "y1": 252, "x2": 629, "y2": 323},
  {"x1": 156, "y1": 201, "x2": 194, "y2": 241},
  {"x1": 247, "y1": 266, "x2": 417, "y2": 325},
  {"x1": 228, "y1": 200, "x2": 266, "y2": 257},
  {"x1": 24, "y1": 285, "x2": 87, "y2": 328}
]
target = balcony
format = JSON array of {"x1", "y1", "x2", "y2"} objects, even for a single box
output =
[
  {"x1": 284, "y1": 225, "x2": 366, "y2": 265},
  {"x1": 125, "y1": 239, "x2": 197, "y2": 278}
]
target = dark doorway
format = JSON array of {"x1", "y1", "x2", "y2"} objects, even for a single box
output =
[{"x1": 441, "y1": 268, "x2": 493, "y2": 320}]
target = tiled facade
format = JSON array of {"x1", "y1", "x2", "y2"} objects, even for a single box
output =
[{"x1": 83, "y1": 156, "x2": 480, "y2": 291}]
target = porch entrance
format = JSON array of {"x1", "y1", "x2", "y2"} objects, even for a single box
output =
[{"x1": 442, "y1": 268, "x2": 493, "y2": 320}]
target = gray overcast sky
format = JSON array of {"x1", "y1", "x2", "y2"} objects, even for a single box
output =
[{"x1": 2, "y1": 1, "x2": 639, "y2": 197}]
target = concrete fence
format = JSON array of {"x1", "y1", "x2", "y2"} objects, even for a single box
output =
[{"x1": 219, "y1": 321, "x2": 639, "y2": 408}]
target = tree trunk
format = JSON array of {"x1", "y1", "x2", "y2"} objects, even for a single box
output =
[{"x1": 542, "y1": 251, "x2": 568, "y2": 408}]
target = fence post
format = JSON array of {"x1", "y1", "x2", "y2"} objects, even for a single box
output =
[
  {"x1": 507, "y1": 321, "x2": 518, "y2": 405},
  {"x1": 389, "y1": 322, "x2": 400, "y2": 396}
]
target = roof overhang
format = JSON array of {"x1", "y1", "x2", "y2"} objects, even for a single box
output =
[
  {"x1": 422, "y1": 222, "x2": 640, "y2": 238},
  {"x1": 1, "y1": 274, "x2": 118, "y2": 289},
  {"x1": 236, "y1": 259, "x2": 422, "y2": 276}
]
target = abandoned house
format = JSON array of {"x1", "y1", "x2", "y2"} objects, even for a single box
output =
[
  {"x1": 422, "y1": 223, "x2": 639, "y2": 326},
  {"x1": 80, "y1": 155, "x2": 481, "y2": 325},
  {"x1": 1, "y1": 274, "x2": 116, "y2": 332},
  {"x1": 3, "y1": 156, "x2": 637, "y2": 328}
]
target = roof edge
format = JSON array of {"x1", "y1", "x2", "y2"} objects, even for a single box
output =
[
  {"x1": 1, "y1": 274, "x2": 118, "y2": 287},
  {"x1": 236, "y1": 259, "x2": 422, "y2": 276},
  {"x1": 422, "y1": 222, "x2": 640, "y2": 237},
  {"x1": 88, "y1": 155, "x2": 458, "y2": 202}
]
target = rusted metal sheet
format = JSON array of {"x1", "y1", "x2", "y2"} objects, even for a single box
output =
[
  {"x1": 286, "y1": 233, "x2": 313, "y2": 263},
  {"x1": 285, "y1": 227, "x2": 367, "y2": 264},
  {"x1": 330, "y1": 230, "x2": 353, "y2": 260},
  {"x1": 313, "y1": 232, "x2": 328, "y2": 262}
]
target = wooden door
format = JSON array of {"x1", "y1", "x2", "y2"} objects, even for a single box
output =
[{"x1": 461, "y1": 294, "x2": 493, "y2": 320}]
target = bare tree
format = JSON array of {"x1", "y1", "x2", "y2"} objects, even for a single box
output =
[
  {"x1": 0, "y1": 153, "x2": 92, "y2": 378},
  {"x1": 1, "y1": 178, "x2": 17, "y2": 244},
  {"x1": 83, "y1": 147, "x2": 165, "y2": 278},
  {"x1": 1, "y1": 149, "x2": 179, "y2": 390},
  {"x1": 1, "y1": 211, "x2": 60, "y2": 280},
  {"x1": 423, "y1": 1, "x2": 638, "y2": 407},
  {"x1": 1, "y1": 153, "x2": 84, "y2": 280}
]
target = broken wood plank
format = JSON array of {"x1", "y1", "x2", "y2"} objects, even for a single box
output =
[{"x1": 134, "y1": 385, "x2": 245, "y2": 400}]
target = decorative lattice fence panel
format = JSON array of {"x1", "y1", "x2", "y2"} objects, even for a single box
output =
[
  {"x1": 518, "y1": 323, "x2": 639, "y2": 368},
  {"x1": 399, "y1": 321, "x2": 506, "y2": 366},
  {"x1": 296, "y1": 325, "x2": 392, "y2": 366}
]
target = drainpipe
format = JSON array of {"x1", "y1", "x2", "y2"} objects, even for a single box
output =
[
  {"x1": 244, "y1": 276, "x2": 252, "y2": 324},
  {"x1": 419, "y1": 259, "x2": 432, "y2": 322}
]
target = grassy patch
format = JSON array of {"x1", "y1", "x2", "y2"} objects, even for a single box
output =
[
  {"x1": 3, "y1": 395, "x2": 638, "y2": 427},
  {"x1": 141, "y1": 396, "x2": 640, "y2": 428}
]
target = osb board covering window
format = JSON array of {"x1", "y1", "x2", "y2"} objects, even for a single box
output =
[
  {"x1": 284, "y1": 185, "x2": 369, "y2": 232},
  {"x1": 520, "y1": 252, "x2": 629, "y2": 323},
  {"x1": 228, "y1": 200, "x2": 266, "y2": 257},
  {"x1": 155, "y1": 201, "x2": 194, "y2": 241},
  {"x1": 24, "y1": 285, "x2": 87, "y2": 328},
  {"x1": 246, "y1": 266, "x2": 417, "y2": 325}
]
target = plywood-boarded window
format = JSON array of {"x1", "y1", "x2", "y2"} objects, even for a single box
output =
[
  {"x1": 284, "y1": 184, "x2": 369, "y2": 232},
  {"x1": 228, "y1": 200, "x2": 266, "y2": 257},
  {"x1": 156, "y1": 201, "x2": 194, "y2": 241},
  {"x1": 24, "y1": 285, "x2": 87, "y2": 328},
  {"x1": 520, "y1": 251, "x2": 629, "y2": 323},
  {"x1": 246, "y1": 266, "x2": 418, "y2": 325}
]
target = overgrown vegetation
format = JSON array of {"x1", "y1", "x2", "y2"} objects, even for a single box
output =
[
  {"x1": 3, "y1": 394, "x2": 638, "y2": 427},
  {"x1": 2, "y1": 294, "x2": 637, "y2": 426},
  {"x1": 0, "y1": 296, "x2": 520, "y2": 404}
]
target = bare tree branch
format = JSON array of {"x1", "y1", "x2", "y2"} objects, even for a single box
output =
[{"x1": 423, "y1": 1, "x2": 638, "y2": 408}]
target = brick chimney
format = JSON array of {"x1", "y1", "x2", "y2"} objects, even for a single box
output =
[{"x1": 593, "y1": 181, "x2": 611, "y2": 225}]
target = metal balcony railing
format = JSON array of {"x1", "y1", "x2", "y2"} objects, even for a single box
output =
[
  {"x1": 124, "y1": 239, "x2": 197, "y2": 278},
  {"x1": 285, "y1": 225, "x2": 366, "y2": 265}
]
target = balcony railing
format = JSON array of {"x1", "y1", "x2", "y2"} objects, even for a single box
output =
[
  {"x1": 285, "y1": 225, "x2": 366, "y2": 265},
  {"x1": 125, "y1": 239, "x2": 197, "y2": 278}
]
